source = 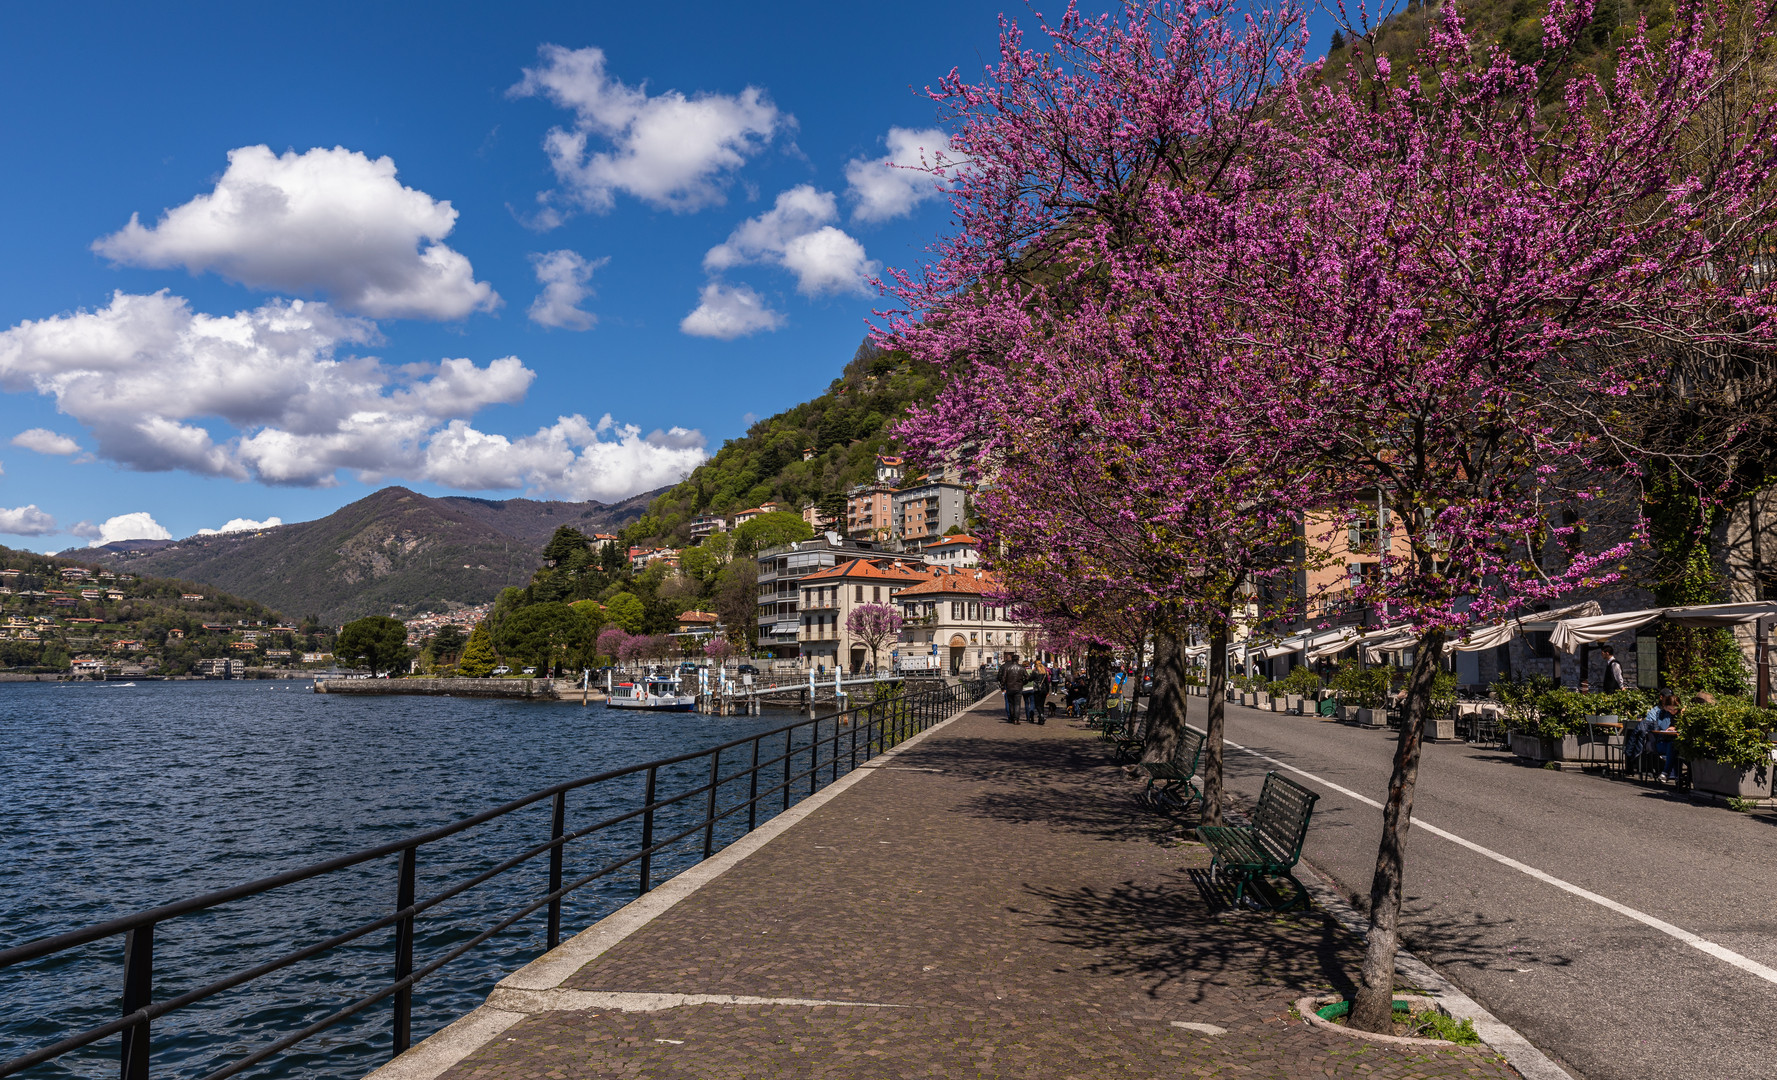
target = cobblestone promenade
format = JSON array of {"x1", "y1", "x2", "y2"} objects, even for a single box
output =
[{"x1": 438, "y1": 700, "x2": 1516, "y2": 1079}]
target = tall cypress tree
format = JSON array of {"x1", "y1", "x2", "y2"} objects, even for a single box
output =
[{"x1": 458, "y1": 622, "x2": 498, "y2": 678}]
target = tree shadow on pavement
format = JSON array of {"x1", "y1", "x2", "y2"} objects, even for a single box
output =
[
  {"x1": 1013, "y1": 873, "x2": 1363, "y2": 1003},
  {"x1": 910, "y1": 733, "x2": 1193, "y2": 845}
]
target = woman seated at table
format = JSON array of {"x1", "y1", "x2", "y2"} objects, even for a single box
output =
[{"x1": 1626, "y1": 691, "x2": 1681, "y2": 779}]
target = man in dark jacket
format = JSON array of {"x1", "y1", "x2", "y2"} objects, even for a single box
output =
[
  {"x1": 1599, "y1": 644, "x2": 1625, "y2": 693},
  {"x1": 998, "y1": 653, "x2": 1026, "y2": 723}
]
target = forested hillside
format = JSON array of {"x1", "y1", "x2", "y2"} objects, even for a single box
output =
[
  {"x1": 625, "y1": 342, "x2": 938, "y2": 546},
  {"x1": 0, "y1": 545, "x2": 288, "y2": 673}
]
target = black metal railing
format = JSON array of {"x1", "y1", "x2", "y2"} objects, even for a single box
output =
[{"x1": 1, "y1": 677, "x2": 988, "y2": 1080}]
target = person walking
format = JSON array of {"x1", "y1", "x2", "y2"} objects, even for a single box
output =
[
  {"x1": 998, "y1": 653, "x2": 1026, "y2": 724},
  {"x1": 1023, "y1": 661, "x2": 1045, "y2": 724}
]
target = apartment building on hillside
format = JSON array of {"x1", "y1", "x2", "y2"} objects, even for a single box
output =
[
  {"x1": 894, "y1": 568, "x2": 1042, "y2": 675},
  {"x1": 797, "y1": 558, "x2": 933, "y2": 673},
  {"x1": 892, "y1": 477, "x2": 968, "y2": 546},
  {"x1": 754, "y1": 535, "x2": 923, "y2": 659}
]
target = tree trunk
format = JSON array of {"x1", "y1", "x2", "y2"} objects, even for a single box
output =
[
  {"x1": 1087, "y1": 642, "x2": 1112, "y2": 710},
  {"x1": 1348, "y1": 628, "x2": 1445, "y2": 1032},
  {"x1": 1128, "y1": 629, "x2": 1149, "y2": 734},
  {"x1": 1143, "y1": 621, "x2": 1187, "y2": 764},
  {"x1": 1201, "y1": 619, "x2": 1229, "y2": 827}
]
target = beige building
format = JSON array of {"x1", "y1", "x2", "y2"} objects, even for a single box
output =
[
  {"x1": 894, "y1": 568, "x2": 1041, "y2": 675},
  {"x1": 797, "y1": 558, "x2": 933, "y2": 673}
]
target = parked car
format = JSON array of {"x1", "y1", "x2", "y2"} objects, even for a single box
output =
[
  {"x1": 737, "y1": 663, "x2": 760, "y2": 676},
  {"x1": 492, "y1": 665, "x2": 511, "y2": 675},
  {"x1": 678, "y1": 661, "x2": 699, "y2": 674},
  {"x1": 522, "y1": 667, "x2": 536, "y2": 675}
]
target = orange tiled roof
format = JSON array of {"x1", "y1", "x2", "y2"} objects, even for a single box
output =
[
  {"x1": 894, "y1": 568, "x2": 1001, "y2": 598},
  {"x1": 677, "y1": 611, "x2": 719, "y2": 623},
  {"x1": 926, "y1": 534, "x2": 979, "y2": 547},
  {"x1": 801, "y1": 559, "x2": 933, "y2": 585}
]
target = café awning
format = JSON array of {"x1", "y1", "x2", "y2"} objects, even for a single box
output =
[
  {"x1": 1443, "y1": 601, "x2": 1605, "y2": 655},
  {"x1": 1548, "y1": 601, "x2": 1777, "y2": 653}
]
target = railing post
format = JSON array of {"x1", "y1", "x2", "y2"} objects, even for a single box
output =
[
  {"x1": 392, "y1": 846, "x2": 417, "y2": 1056},
  {"x1": 547, "y1": 791, "x2": 566, "y2": 949},
  {"x1": 782, "y1": 728, "x2": 793, "y2": 811},
  {"x1": 120, "y1": 923, "x2": 152, "y2": 1080},
  {"x1": 747, "y1": 737, "x2": 760, "y2": 832},
  {"x1": 850, "y1": 711, "x2": 859, "y2": 771},
  {"x1": 639, "y1": 766, "x2": 658, "y2": 893},
  {"x1": 702, "y1": 750, "x2": 720, "y2": 860}
]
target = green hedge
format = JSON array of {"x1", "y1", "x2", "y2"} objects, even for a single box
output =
[{"x1": 1676, "y1": 697, "x2": 1777, "y2": 770}]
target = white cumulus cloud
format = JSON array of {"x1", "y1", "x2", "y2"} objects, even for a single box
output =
[
  {"x1": 527, "y1": 250, "x2": 605, "y2": 330},
  {"x1": 510, "y1": 45, "x2": 781, "y2": 219},
  {"x1": 198, "y1": 516, "x2": 283, "y2": 535},
  {"x1": 92, "y1": 145, "x2": 499, "y2": 321},
  {"x1": 0, "y1": 505, "x2": 57, "y2": 536},
  {"x1": 703, "y1": 185, "x2": 877, "y2": 296},
  {"x1": 680, "y1": 283, "x2": 785, "y2": 340},
  {"x1": 422, "y1": 414, "x2": 705, "y2": 501},
  {"x1": 845, "y1": 127, "x2": 956, "y2": 223},
  {"x1": 0, "y1": 290, "x2": 704, "y2": 500},
  {"x1": 11, "y1": 428, "x2": 80, "y2": 455},
  {"x1": 72, "y1": 511, "x2": 171, "y2": 547}
]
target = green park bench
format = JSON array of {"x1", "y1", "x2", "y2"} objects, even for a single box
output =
[
  {"x1": 1198, "y1": 771, "x2": 1320, "y2": 910},
  {"x1": 1140, "y1": 723, "x2": 1206, "y2": 808}
]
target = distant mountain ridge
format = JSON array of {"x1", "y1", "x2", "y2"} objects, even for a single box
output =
[{"x1": 76, "y1": 486, "x2": 661, "y2": 625}]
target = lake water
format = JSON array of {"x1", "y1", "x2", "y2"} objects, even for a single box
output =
[{"x1": 0, "y1": 680, "x2": 842, "y2": 1080}]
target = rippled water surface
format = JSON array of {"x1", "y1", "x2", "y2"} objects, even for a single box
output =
[{"x1": 0, "y1": 680, "x2": 848, "y2": 1080}]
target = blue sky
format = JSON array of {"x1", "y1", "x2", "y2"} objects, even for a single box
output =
[{"x1": 0, "y1": 1, "x2": 1334, "y2": 552}]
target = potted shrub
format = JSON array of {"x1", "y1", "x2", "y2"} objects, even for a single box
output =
[
  {"x1": 1678, "y1": 698, "x2": 1776, "y2": 798},
  {"x1": 1279, "y1": 667, "x2": 1322, "y2": 715},
  {"x1": 1499, "y1": 676, "x2": 1584, "y2": 761},
  {"x1": 1330, "y1": 660, "x2": 1391, "y2": 726},
  {"x1": 1423, "y1": 670, "x2": 1457, "y2": 742}
]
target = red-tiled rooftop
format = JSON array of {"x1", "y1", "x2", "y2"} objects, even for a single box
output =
[
  {"x1": 894, "y1": 568, "x2": 1001, "y2": 598},
  {"x1": 801, "y1": 559, "x2": 933, "y2": 584}
]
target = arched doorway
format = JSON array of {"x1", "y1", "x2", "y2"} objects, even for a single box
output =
[
  {"x1": 948, "y1": 634, "x2": 967, "y2": 676},
  {"x1": 849, "y1": 645, "x2": 866, "y2": 674}
]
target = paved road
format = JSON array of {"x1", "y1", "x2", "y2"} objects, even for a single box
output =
[{"x1": 1200, "y1": 697, "x2": 1777, "y2": 1080}]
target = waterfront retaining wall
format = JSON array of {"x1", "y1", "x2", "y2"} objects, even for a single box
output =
[{"x1": 314, "y1": 677, "x2": 565, "y2": 699}]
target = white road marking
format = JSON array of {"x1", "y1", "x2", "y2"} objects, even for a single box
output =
[{"x1": 1223, "y1": 737, "x2": 1777, "y2": 989}]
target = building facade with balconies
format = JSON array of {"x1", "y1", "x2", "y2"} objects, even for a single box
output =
[
  {"x1": 797, "y1": 558, "x2": 934, "y2": 673},
  {"x1": 893, "y1": 479, "x2": 969, "y2": 546},
  {"x1": 753, "y1": 535, "x2": 922, "y2": 659},
  {"x1": 893, "y1": 568, "x2": 1041, "y2": 675}
]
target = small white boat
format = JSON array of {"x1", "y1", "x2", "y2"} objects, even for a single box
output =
[{"x1": 605, "y1": 675, "x2": 696, "y2": 712}]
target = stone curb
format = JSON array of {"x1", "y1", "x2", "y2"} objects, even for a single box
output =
[
  {"x1": 1293, "y1": 993, "x2": 1469, "y2": 1049},
  {"x1": 360, "y1": 694, "x2": 993, "y2": 1080}
]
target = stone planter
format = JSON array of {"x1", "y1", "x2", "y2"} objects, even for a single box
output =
[
  {"x1": 1338, "y1": 704, "x2": 1357, "y2": 722},
  {"x1": 1284, "y1": 694, "x2": 1302, "y2": 714},
  {"x1": 1356, "y1": 707, "x2": 1384, "y2": 727},
  {"x1": 1691, "y1": 758, "x2": 1774, "y2": 799},
  {"x1": 1423, "y1": 713, "x2": 1455, "y2": 741},
  {"x1": 1255, "y1": 692, "x2": 1271, "y2": 710},
  {"x1": 1509, "y1": 732, "x2": 1580, "y2": 762}
]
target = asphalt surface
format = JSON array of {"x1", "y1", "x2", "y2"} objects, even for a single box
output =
[{"x1": 1202, "y1": 697, "x2": 1777, "y2": 1080}]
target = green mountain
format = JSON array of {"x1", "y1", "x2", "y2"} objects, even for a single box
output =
[
  {"x1": 0, "y1": 545, "x2": 282, "y2": 673},
  {"x1": 79, "y1": 486, "x2": 659, "y2": 626},
  {"x1": 627, "y1": 343, "x2": 939, "y2": 546}
]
